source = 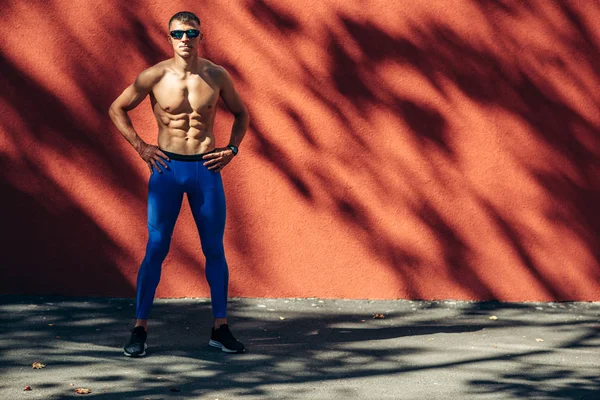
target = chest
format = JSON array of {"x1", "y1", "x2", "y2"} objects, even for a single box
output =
[{"x1": 152, "y1": 72, "x2": 219, "y2": 113}]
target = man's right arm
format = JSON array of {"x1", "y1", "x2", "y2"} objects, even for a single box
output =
[{"x1": 108, "y1": 66, "x2": 169, "y2": 174}]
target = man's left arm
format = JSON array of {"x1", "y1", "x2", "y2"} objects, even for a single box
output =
[{"x1": 203, "y1": 67, "x2": 249, "y2": 172}]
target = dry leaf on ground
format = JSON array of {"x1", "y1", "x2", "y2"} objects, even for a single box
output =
[
  {"x1": 373, "y1": 314, "x2": 385, "y2": 319},
  {"x1": 75, "y1": 388, "x2": 91, "y2": 394},
  {"x1": 32, "y1": 362, "x2": 46, "y2": 369}
]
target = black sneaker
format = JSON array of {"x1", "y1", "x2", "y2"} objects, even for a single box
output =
[
  {"x1": 209, "y1": 324, "x2": 245, "y2": 353},
  {"x1": 124, "y1": 326, "x2": 148, "y2": 357}
]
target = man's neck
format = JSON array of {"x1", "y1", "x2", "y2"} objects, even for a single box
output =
[{"x1": 172, "y1": 54, "x2": 200, "y2": 73}]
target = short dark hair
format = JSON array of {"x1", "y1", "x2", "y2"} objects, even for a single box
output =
[{"x1": 168, "y1": 11, "x2": 200, "y2": 30}]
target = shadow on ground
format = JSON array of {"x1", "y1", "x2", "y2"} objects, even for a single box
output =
[{"x1": 0, "y1": 296, "x2": 598, "y2": 399}]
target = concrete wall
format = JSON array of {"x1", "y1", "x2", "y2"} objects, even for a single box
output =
[{"x1": 1, "y1": 0, "x2": 599, "y2": 301}]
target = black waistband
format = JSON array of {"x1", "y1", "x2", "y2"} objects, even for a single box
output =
[{"x1": 160, "y1": 148, "x2": 216, "y2": 161}]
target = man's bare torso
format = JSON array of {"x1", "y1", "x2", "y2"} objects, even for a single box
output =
[{"x1": 150, "y1": 58, "x2": 222, "y2": 155}]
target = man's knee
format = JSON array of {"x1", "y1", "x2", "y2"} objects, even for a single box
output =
[
  {"x1": 145, "y1": 226, "x2": 173, "y2": 259},
  {"x1": 202, "y1": 241, "x2": 226, "y2": 261},
  {"x1": 148, "y1": 224, "x2": 173, "y2": 245}
]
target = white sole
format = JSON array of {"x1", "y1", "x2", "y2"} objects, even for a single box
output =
[
  {"x1": 209, "y1": 339, "x2": 243, "y2": 353},
  {"x1": 124, "y1": 343, "x2": 148, "y2": 357}
]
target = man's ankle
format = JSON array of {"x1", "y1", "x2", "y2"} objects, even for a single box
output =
[
  {"x1": 135, "y1": 319, "x2": 148, "y2": 331},
  {"x1": 214, "y1": 318, "x2": 228, "y2": 330}
]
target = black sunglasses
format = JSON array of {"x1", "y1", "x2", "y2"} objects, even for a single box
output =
[{"x1": 170, "y1": 29, "x2": 200, "y2": 39}]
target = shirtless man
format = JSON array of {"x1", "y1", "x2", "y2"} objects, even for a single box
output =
[{"x1": 108, "y1": 11, "x2": 249, "y2": 356}]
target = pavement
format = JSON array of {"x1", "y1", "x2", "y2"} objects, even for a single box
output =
[{"x1": 0, "y1": 295, "x2": 598, "y2": 400}]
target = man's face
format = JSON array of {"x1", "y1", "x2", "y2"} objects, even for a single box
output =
[{"x1": 168, "y1": 20, "x2": 201, "y2": 59}]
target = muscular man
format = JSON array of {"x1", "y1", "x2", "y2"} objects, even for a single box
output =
[{"x1": 109, "y1": 11, "x2": 249, "y2": 356}]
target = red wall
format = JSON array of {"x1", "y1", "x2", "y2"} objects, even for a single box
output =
[{"x1": 1, "y1": 0, "x2": 599, "y2": 301}]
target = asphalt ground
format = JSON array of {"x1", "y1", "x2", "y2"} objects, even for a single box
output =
[{"x1": 0, "y1": 295, "x2": 598, "y2": 399}]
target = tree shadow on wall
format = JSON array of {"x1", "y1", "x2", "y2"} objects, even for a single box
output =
[
  {"x1": 0, "y1": 7, "x2": 204, "y2": 296},
  {"x1": 237, "y1": 0, "x2": 600, "y2": 300},
  {"x1": 1, "y1": 0, "x2": 599, "y2": 301}
]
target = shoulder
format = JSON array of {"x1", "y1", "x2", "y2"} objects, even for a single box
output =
[
  {"x1": 134, "y1": 61, "x2": 168, "y2": 89},
  {"x1": 203, "y1": 60, "x2": 233, "y2": 85}
]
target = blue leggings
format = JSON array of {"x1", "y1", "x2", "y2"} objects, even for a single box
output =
[{"x1": 135, "y1": 150, "x2": 228, "y2": 320}]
